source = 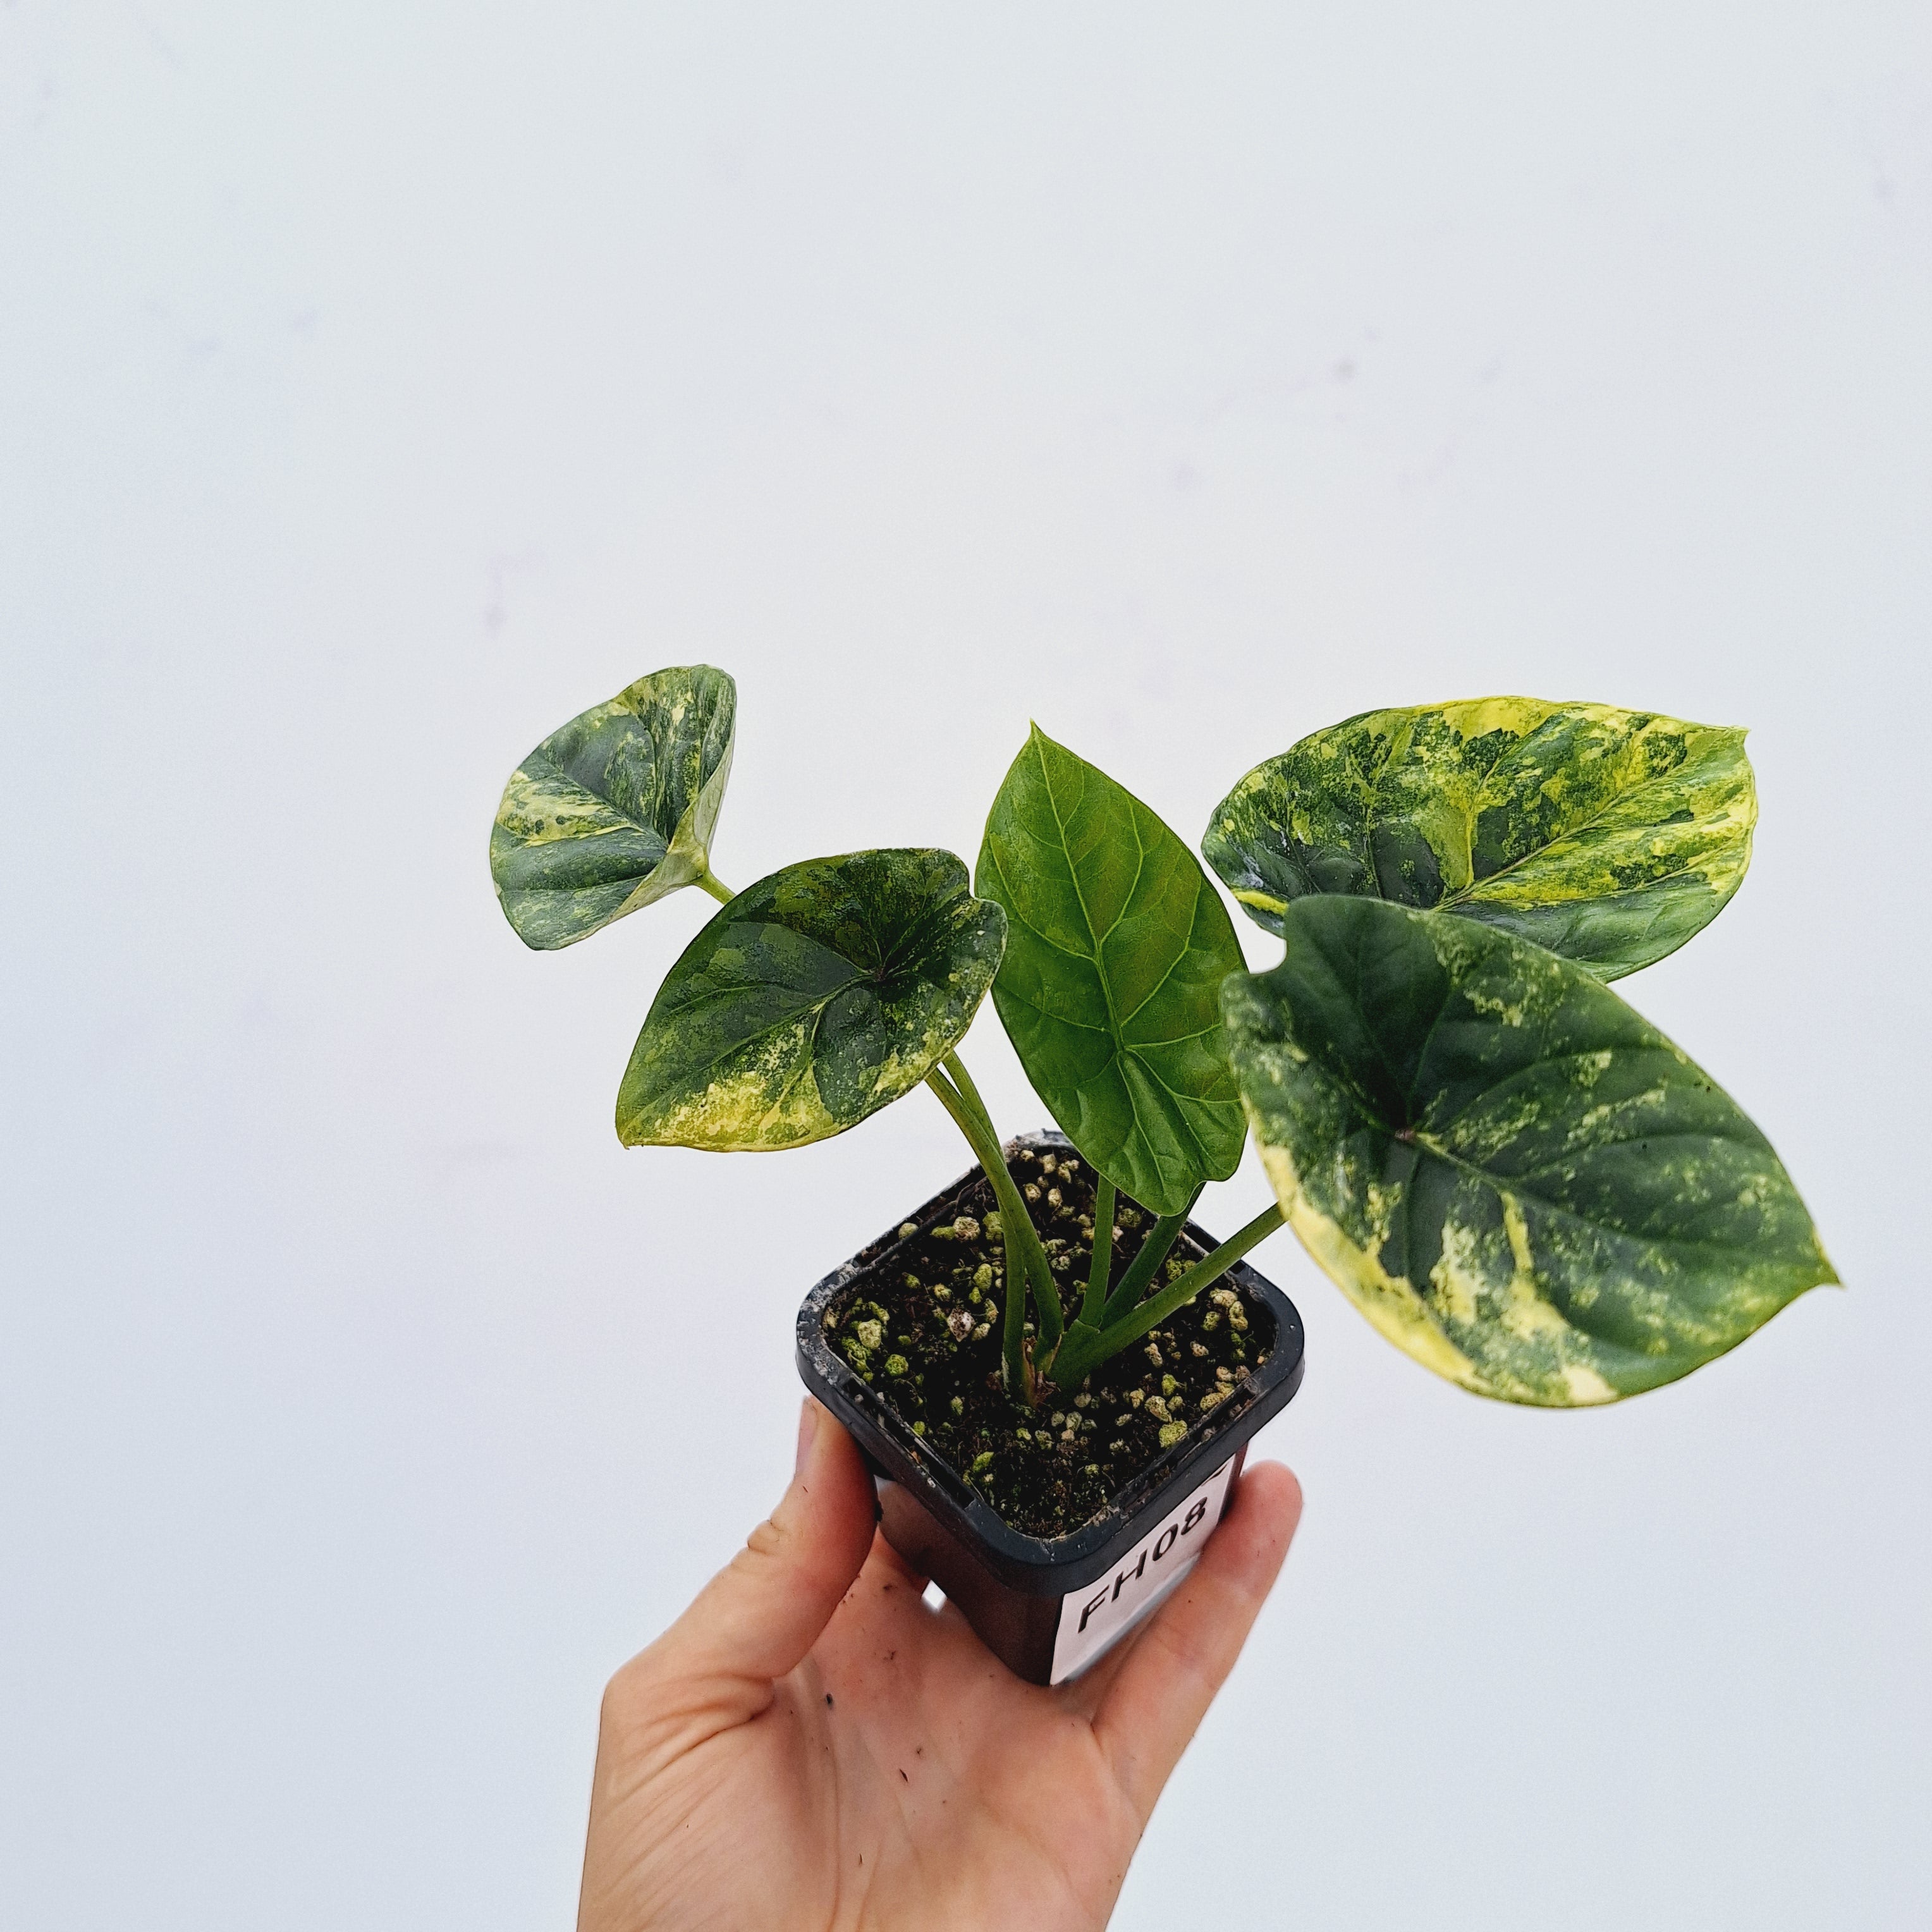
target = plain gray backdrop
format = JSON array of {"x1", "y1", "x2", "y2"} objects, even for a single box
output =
[{"x1": 4, "y1": 5, "x2": 1928, "y2": 1927}]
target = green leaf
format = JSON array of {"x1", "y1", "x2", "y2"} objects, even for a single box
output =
[
  {"x1": 1221, "y1": 896, "x2": 1835, "y2": 1405},
  {"x1": 490, "y1": 665, "x2": 736, "y2": 950},
  {"x1": 616, "y1": 850, "x2": 1006, "y2": 1151},
  {"x1": 1202, "y1": 697, "x2": 1756, "y2": 979},
  {"x1": 975, "y1": 726, "x2": 1248, "y2": 1216}
]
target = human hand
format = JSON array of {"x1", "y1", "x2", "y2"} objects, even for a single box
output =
[{"x1": 578, "y1": 1398, "x2": 1302, "y2": 1931}]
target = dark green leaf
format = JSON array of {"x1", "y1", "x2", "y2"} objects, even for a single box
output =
[
  {"x1": 616, "y1": 850, "x2": 1005, "y2": 1151},
  {"x1": 1221, "y1": 896, "x2": 1835, "y2": 1405},
  {"x1": 1203, "y1": 697, "x2": 1756, "y2": 979},
  {"x1": 976, "y1": 726, "x2": 1247, "y2": 1215},
  {"x1": 491, "y1": 665, "x2": 735, "y2": 950}
]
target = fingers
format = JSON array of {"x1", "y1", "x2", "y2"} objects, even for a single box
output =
[
  {"x1": 653, "y1": 1399, "x2": 878, "y2": 1699},
  {"x1": 1091, "y1": 1460, "x2": 1302, "y2": 1822}
]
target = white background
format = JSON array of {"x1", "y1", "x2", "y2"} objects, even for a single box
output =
[{"x1": 4, "y1": 5, "x2": 1928, "y2": 1927}]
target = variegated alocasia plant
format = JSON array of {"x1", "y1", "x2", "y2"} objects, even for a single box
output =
[{"x1": 490, "y1": 673, "x2": 1834, "y2": 1421}]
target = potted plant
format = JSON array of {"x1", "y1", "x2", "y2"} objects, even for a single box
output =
[{"x1": 490, "y1": 673, "x2": 1835, "y2": 1684}]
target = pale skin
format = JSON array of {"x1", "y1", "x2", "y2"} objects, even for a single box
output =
[{"x1": 580, "y1": 1398, "x2": 1303, "y2": 1931}]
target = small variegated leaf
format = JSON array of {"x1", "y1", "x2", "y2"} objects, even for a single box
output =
[
  {"x1": 975, "y1": 726, "x2": 1248, "y2": 1216},
  {"x1": 1221, "y1": 896, "x2": 1835, "y2": 1405},
  {"x1": 491, "y1": 665, "x2": 736, "y2": 950},
  {"x1": 1202, "y1": 697, "x2": 1756, "y2": 980},
  {"x1": 616, "y1": 850, "x2": 1005, "y2": 1151}
]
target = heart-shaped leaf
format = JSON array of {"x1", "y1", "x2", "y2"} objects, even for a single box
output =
[
  {"x1": 491, "y1": 665, "x2": 736, "y2": 950},
  {"x1": 1221, "y1": 896, "x2": 1835, "y2": 1405},
  {"x1": 616, "y1": 850, "x2": 1006, "y2": 1151},
  {"x1": 1203, "y1": 698, "x2": 1756, "y2": 980},
  {"x1": 975, "y1": 726, "x2": 1247, "y2": 1215}
]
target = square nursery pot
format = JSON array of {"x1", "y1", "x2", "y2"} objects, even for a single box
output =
[{"x1": 797, "y1": 1132, "x2": 1305, "y2": 1687}]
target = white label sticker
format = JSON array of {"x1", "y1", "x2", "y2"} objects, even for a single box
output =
[{"x1": 1049, "y1": 1457, "x2": 1235, "y2": 1684}]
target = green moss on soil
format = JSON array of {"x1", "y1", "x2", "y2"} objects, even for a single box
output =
[{"x1": 824, "y1": 1145, "x2": 1271, "y2": 1538}]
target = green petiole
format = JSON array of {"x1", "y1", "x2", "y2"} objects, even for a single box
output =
[
  {"x1": 1098, "y1": 1189, "x2": 1202, "y2": 1330},
  {"x1": 941, "y1": 1054, "x2": 1063, "y2": 1359},
  {"x1": 1080, "y1": 1175, "x2": 1116, "y2": 1327},
  {"x1": 921, "y1": 1055, "x2": 1275, "y2": 1402},
  {"x1": 1049, "y1": 1201, "x2": 1285, "y2": 1391},
  {"x1": 923, "y1": 1056, "x2": 1057, "y2": 1399}
]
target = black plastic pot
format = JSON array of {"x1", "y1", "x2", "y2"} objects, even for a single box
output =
[{"x1": 796, "y1": 1132, "x2": 1305, "y2": 1686}]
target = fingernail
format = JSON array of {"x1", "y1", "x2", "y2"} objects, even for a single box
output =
[{"x1": 795, "y1": 1398, "x2": 819, "y2": 1475}]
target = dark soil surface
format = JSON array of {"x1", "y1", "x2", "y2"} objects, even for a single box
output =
[{"x1": 823, "y1": 1144, "x2": 1273, "y2": 1538}]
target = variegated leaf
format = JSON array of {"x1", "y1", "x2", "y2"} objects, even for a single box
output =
[
  {"x1": 1203, "y1": 697, "x2": 1756, "y2": 980},
  {"x1": 616, "y1": 850, "x2": 1006, "y2": 1151},
  {"x1": 491, "y1": 665, "x2": 735, "y2": 950},
  {"x1": 1221, "y1": 896, "x2": 1835, "y2": 1405},
  {"x1": 975, "y1": 726, "x2": 1248, "y2": 1216}
]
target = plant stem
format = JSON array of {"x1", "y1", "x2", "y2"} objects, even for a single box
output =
[
  {"x1": 936, "y1": 1052, "x2": 1002, "y2": 1170},
  {"x1": 922, "y1": 1062, "x2": 1050, "y2": 1400},
  {"x1": 939, "y1": 1053, "x2": 1062, "y2": 1359},
  {"x1": 1051, "y1": 1201, "x2": 1285, "y2": 1390},
  {"x1": 696, "y1": 867, "x2": 737, "y2": 903},
  {"x1": 1080, "y1": 1175, "x2": 1116, "y2": 1326},
  {"x1": 1098, "y1": 1188, "x2": 1202, "y2": 1329}
]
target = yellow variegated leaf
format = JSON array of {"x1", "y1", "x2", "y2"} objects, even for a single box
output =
[
  {"x1": 1222, "y1": 896, "x2": 1835, "y2": 1405},
  {"x1": 1203, "y1": 697, "x2": 1756, "y2": 979},
  {"x1": 491, "y1": 665, "x2": 735, "y2": 950},
  {"x1": 616, "y1": 850, "x2": 1005, "y2": 1151}
]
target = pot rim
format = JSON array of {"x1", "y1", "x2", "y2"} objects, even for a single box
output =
[{"x1": 795, "y1": 1130, "x2": 1305, "y2": 1595}]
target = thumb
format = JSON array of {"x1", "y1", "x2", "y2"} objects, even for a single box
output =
[
  {"x1": 656, "y1": 1398, "x2": 877, "y2": 1696},
  {"x1": 1091, "y1": 1460, "x2": 1302, "y2": 1821}
]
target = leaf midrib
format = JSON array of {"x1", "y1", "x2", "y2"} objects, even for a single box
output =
[
  {"x1": 1033, "y1": 733, "x2": 1135, "y2": 1044},
  {"x1": 1031, "y1": 742, "x2": 1225, "y2": 1191}
]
